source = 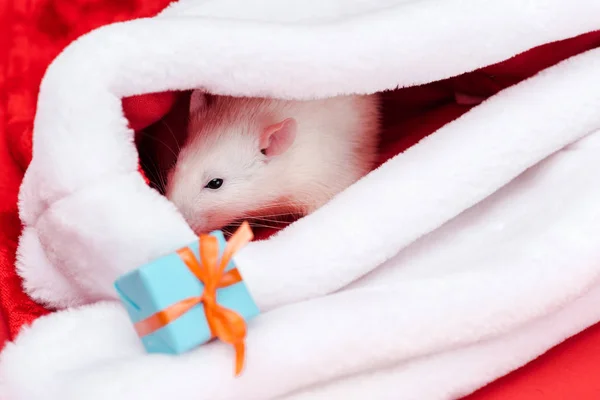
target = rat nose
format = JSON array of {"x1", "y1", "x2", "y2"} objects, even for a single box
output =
[
  {"x1": 173, "y1": 201, "x2": 207, "y2": 235},
  {"x1": 165, "y1": 183, "x2": 196, "y2": 222}
]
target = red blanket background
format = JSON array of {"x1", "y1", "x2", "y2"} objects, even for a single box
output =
[{"x1": 1, "y1": 1, "x2": 600, "y2": 397}]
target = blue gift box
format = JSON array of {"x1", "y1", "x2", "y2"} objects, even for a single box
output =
[{"x1": 114, "y1": 230, "x2": 260, "y2": 354}]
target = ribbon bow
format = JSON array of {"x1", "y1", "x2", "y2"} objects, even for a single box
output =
[{"x1": 134, "y1": 222, "x2": 254, "y2": 376}]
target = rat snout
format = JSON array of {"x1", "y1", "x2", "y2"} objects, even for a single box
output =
[
  {"x1": 188, "y1": 210, "x2": 233, "y2": 235},
  {"x1": 165, "y1": 188, "x2": 216, "y2": 235},
  {"x1": 166, "y1": 189, "x2": 197, "y2": 224},
  {"x1": 170, "y1": 197, "x2": 208, "y2": 235},
  {"x1": 165, "y1": 177, "x2": 202, "y2": 229}
]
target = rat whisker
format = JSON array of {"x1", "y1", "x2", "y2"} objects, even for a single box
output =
[
  {"x1": 141, "y1": 131, "x2": 180, "y2": 160},
  {"x1": 139, "y1": 149, "x2": 166, "y2": 192},
  {"x1": 247, "y1": 217, "x2": 295, "y2": 224},
  {"x1": 160, "y1": 120, "x2": 183, "y2": 153},
  {"x1": 234, "y1": 221, "x2": 284, "y2": 230}
]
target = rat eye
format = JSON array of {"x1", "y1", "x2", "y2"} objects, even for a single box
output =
[{"x1": 205, "y1": 178, "x2": 224, "y2": 190}]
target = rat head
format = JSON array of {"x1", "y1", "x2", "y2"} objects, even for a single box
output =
[{"x1": 166, "y1": 91, "x2": 297, "y2": 234}]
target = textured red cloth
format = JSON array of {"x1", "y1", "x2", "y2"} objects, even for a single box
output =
[
  {"x1": 1, "y1": 0, "x2": 600, "y2": 397},
  {"x1": 0, "y1": 0, "x2": 175, "y2": 345}
]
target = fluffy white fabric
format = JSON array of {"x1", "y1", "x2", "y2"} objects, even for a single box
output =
[{"x1": 2, "y1": 0, "x2": 600, "y2": 399}]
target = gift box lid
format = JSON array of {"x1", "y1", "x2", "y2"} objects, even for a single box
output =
[{"x1": 114, "y1": 230, "x2": 259, "y2": 353}]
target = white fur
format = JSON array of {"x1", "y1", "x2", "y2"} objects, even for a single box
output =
[
  {"x1": 3, "y1": 0, "x2": 600, "y2": 399},
  {"x1": 166, "y1": 94, "x2": 379, "y2": 233}
]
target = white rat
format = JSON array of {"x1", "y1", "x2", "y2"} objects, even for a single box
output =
[{"x1": 165, "y1": 90, "x2": 380, "y2": 234}]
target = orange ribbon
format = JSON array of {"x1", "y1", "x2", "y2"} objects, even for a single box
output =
[{"x1": 134, "y1": 222, "x2": 254, "y2": 376}]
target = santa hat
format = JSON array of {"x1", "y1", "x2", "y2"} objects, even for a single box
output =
[{"x1": 2, "y1": 0, "x2": 600, "y2": 399}]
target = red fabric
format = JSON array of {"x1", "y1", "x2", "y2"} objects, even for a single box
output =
[
  {"x1": 0, "y1": 0, "x2": 175, "y2": 344},
  {"x1": 466, "y1": 322, "x2": 600, "y2": 399},
  {"x1": 124, "y1": 92, "x2": 178, "y2": 133},
  {"x1": 1, "y1": 0, "x2": 600, "y2": 396}
]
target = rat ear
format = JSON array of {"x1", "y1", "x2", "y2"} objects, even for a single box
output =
[
  {"x1": 189, "y1": 90, "x2": 208, "y2": 115},
  {"x1": 260, "y1": 118, "x2": 297, "y2": 157}
]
